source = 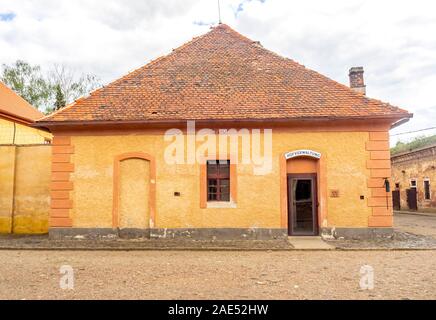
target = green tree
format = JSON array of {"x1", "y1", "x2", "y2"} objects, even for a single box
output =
[
  {"x1": 1, "y1": 60, "x2": 101, "y2": 114},
  {"x1": 54, "y1": 84, "x2": 66, "y2": 110},
  {"x1": 1, "y1": 60, "x2": 51, "y2": 110},
  {"x1": 391, "y1": 135, "x2": 436, "y2": 154}
]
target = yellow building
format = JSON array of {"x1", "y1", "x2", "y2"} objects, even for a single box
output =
[
  {"x1": 36, "y1": 24, "x2": 411, "y2": 240},
  {"x1": 0, "y1": 81, "x2": 52, "y2": 144},
  {"x1": 0, "y1": 81, "x2": 52, "y2": 234}
]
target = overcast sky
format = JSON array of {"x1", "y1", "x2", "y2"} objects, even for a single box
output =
[{"x1": 1, "y1": 0, "x2": 435, "y2": 144}]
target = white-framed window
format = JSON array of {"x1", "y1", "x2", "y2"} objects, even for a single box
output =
[
  {"x1": 424, "y1": 179, "x2": 431, "y2": 200},
  {"x1": 410, "y1": 179, "x2": 417, "y2": 189}
]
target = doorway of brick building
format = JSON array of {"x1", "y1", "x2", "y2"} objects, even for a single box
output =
[
  {"x1": 406, "y1": 188, "x2": 418, "y2": 210},
  {"x1": 392, "y1": 190, "x2": 401, "y2": 210}
]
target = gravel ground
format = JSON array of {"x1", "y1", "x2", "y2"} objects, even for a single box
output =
[
  {"x1": 326, "y1": 213, "x2": 436, "y2": 249},
  {"x1": 0, "y1": 213, "x2": 434, "y2": 300},
  {"x1": 0, "y1": 250, "x2": 434, "y2": 300},
  {"x1": 1, "y1": 212, "x2": 435, "y2": 251},
  {"x1": 394, "y1": 212, "x2": 436, "y2": 237}
]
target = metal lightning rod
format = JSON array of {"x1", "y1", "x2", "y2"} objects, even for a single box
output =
[{"x1": 218, "y1": 0, "x2": 222, "y2": 24}]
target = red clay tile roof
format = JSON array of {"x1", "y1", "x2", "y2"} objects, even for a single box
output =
[{"x1": 39, "y1": 24, "x2": 410, "y2": 124}]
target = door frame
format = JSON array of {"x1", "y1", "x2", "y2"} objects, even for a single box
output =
[
  {"x1": 287, "y1": 173, "x2": 319, "y2": 236},
  {"x1": 112, "y1": 152, "x2": 156, "y2": 229}
]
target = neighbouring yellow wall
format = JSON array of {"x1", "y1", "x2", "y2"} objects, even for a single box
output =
[
  {"x1": 0, "y1": 118, "x2": 52, "y2": 145},
  {"x1": 70, "y1": 130, "x2": 372, "y2": 229},
  {"x1": 0, "y1": 145, "x2": 51, "y2": 234},
  {"x1": 0, "y1": 146, "x2": 15, "y2": 233}
]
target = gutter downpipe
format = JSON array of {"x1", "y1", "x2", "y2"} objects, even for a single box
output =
[
  {"x1": 391, "y1": 117, "x2": 412, "y2": 130},
  {"x1": 10, "y1": 145, "x2": 18, "y2": 234}
]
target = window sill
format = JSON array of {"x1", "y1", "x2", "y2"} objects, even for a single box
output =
[{"x1": 206, "y1": 201, "x2": 237, "y2": 209}]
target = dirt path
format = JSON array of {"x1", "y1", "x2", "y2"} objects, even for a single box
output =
[{"x1": 0, "y1": 250, "x2": 434, "y2": 300}]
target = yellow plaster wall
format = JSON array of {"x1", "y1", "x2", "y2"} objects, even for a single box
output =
[
  {"x1": 0, "y1": 145, "x2": 50, "y2": 234},
  {"x1": 70, "y1": 130, "x2": 372, "y2": 229},
  {"x1": 0, "y1": 118, "x2": 52, "y2": 145}
]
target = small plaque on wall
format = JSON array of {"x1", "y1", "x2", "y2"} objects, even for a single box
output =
[{"x1": 330, "y1": 190, "x2": 340, "y2": 198}]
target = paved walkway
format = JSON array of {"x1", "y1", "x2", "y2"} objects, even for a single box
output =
[
  {"x1": 395, "y1": 210, "x2": 436, "y2": 217},
  {"x1": 0, "y1": 236, "x2": 294, "y2": 251},
  {"x1": 0, "y1": 236, "x2": 334, "y2": 251},
  {"x1": 394, "y1": 212, "x2": 436, "y2": 238}
]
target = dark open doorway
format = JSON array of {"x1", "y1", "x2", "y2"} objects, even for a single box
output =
[
  {"x1": 392, "y1": 190, "x2": 400, "y2": 210},
  {"x1": 287, "y1": 174, "x2": 318, "y2": 236},
  {"x1": 406, "y1": 188, "x2": 418, "y2": 210}
]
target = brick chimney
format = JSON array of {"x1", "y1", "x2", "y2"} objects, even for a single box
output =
[{"x1": 349, "y1": 67, "x2": 366, "y2": 95}]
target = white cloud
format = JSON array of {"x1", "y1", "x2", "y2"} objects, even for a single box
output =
[{"x1": 1, "y1": 0, "x2": 435, "y2": 143}]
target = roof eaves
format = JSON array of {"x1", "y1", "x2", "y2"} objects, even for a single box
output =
[
  {"x1": 0, "y1": 109, "x2": 34, "y2": 125},
  {"x1": 34, "y1": 113, "x2": 412, "y2": 128}
]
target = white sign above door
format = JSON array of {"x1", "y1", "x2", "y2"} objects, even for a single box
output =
[{"x1": 285, "y1": 150, "x2": 321, "y2": 160}]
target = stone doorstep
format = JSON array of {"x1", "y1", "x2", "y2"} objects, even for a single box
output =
[{"x1": 287, "y1": 236, "x2": 335, "y2": 250}]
